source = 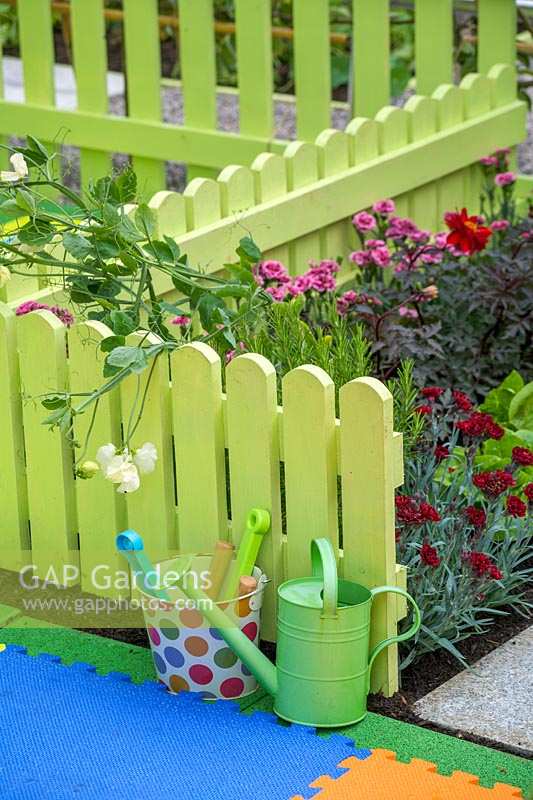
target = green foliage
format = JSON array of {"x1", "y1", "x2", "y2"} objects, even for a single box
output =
[{"x1": 0, "y1": 139, "x2": 269, "y2": 451}]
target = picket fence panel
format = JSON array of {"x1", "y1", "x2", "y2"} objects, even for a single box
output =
[
  {"x1": 0, "y1": 0, "x2": 519, "y2": 188},
  {"x1": 0, "y1": 305, "x2": 406, "y2": 694}
]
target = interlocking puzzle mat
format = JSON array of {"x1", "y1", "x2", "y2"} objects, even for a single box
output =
[
  {"x1": 0, "y1": 644, "x2": 370, "y2": 800},
  {"x1": 292, "y1": 749, "x2": 526, "y2": 799},
  {"x1": 1, "y1": 611, "x2": 532, "y2": 796}
]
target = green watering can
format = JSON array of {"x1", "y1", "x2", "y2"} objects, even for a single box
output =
[{"x1": 175, "y1": 537, "x2": 420, "y2": 728}]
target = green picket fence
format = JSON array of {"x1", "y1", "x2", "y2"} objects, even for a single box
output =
[
  {"x1": 0, "y1": 0, "x2": 519, "y2": 194},
  {"x1": 0, "y1": 304, "x2": 407, "y2": 695}
]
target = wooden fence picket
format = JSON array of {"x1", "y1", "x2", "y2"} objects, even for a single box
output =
[
  {"x1": 122, "y1": 0, "x2": 165, "y2": 197},
  {"x1": 69, "y1": 321, "x2": 127, "y2": 597},
  {"x1": 234, "y1": 0, "x2": 273, "y2": 139},
  {"x1": 405, "y1": 96, "x2": 439, "y2": 231},
  {"x1": 252, "y1": 152, "x2": 290, "y2": 266},
  {"x1": 346, "y1": 118, "x2": 380, "y2": 167},
  {"x1": 284, "y1": 141, "x2": 321, "y2": 274},
  {"x1": 478, "y1": 0, "x2": 517, "y2": 77},
  {"x1": 17, "y1": 310, "x2": 78, "y2": 584},
  {"x1": 283, "y1": 365, "x2": 338, "y2": 580},
  {"x1": 316, "y1": 129, "x2": 351, "y2": 264},
  {"x1": 0, "y1": 306, "x2": 29, "y2": 571},
  {"x1": 226, "y1": 354, "x2": 283, "y2": 640},
  {"x1": 184, "y1": 178, "x2": 222, "y2": 230},
  {"x1": 171, "y1": 343, "x2": 228, "y2": 553},
  {"x1": 414, "y1": 0, "x2": 454, "y2": 97},
  {"x1": 461, "y1": 73, "x2": 494, "y2": 213},
  {"x1": 219, "y1": 165, "x2": 256, "y2": 217},
  {"x1": 70, "y1": 0, "x2": 110, "y2": 185},
  {"x1": 352, "y1": 0, "x2": 390, "y2": 118},
  {"x1": 375, "y1": 107, "x2": 410, "y2": 217},
  {"x1": 339, "y1": 377, "x2": 399, "y2": 696},
  {"x1": 178, "y1": 0, "x2": 218, "y2": 182},
  {"x1": 293, "y1": 0, "x2": 331, "y2": 139},
  {"x1": 433, "y1": 84, "x2": 466, "y2": 222},
  {"x1": 119, "y1": 333, "x2": 176, "y2": 562}
]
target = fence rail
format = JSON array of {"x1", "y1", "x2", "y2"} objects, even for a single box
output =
[{"x1": 0, "y1": 0, "x2": 519, "y2": 190}]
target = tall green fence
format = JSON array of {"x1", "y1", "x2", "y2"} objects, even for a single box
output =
[{"x1": 0, "y1": 0, "x2": 520, "y2": 194}]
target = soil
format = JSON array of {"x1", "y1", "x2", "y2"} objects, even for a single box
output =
[{"x1": 83, "y1": 592, "x2": 532, "y2": 758}]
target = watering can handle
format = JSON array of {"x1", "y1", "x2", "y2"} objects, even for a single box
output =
[
  {"x1": 310, "y1": 538, "x2": 338, "y2": 619},
  {"x1": 366, "y1": 586, "x2": 421, "y2": 692}
]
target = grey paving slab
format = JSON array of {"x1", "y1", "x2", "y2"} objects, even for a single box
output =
[{"x1": 414, "y1": 627, "x2": 533, "y2": 754}]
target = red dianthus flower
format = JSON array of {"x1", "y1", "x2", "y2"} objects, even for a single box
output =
[
  {"x1": 434, "y1": 445, "x2": 449, "y2": 461},
  {"x1": 416, "y1": 404, "x2": 432, "y2": 415},
  {"x1": 452, "y1": 390, "x2": 473, "y2": 412},
  {"x1": 506, "y1": 495, "x2": 527, "y2": 518},
  {"x1": 512, "y1": 447, "x2": 533, "y2": 467},
  {"x1": 473, "y1": 470, "x2": 516, "y2": 498},
  {"x1": 420, "y1": 541, "x2": 440, "y2": 567},
  {"x1": 456, "y1": 412, "x2": 504, "y2": 440},
  {"x1": 421, "y1": 386, "x2": 445, "y2": 400},
  {"x1": 465, "y1": 506, "x2": 486, "y2": 528},
  {"x1": 524, "y1": 483, "x2": 533, "y2": 502}
]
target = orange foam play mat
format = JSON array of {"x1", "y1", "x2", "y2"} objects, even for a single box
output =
[{"x1": 292, "y1": 749, "x2": 524, "y2": 799}]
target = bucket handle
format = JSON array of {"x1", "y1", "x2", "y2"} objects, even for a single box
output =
[
  {"x1": 310, "y1": 538, "x2": 338, "y2": 619},
  {"x1": 366, "y1": 586, "x2": 421, "y2": 692}
]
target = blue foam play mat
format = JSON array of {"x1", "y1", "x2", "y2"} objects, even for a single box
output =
[{"x1": 0, "y1": 645, "x2": 371, "y2": 799}]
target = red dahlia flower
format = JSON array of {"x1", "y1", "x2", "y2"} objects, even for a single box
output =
[
  {"x1": 506, "y1": 495, "x2": 527, "y2": 518},
  {"x1": 444, "y1": 208, "x2": 492, "y2": 254},
  {"x1": 512, "y1": 446, "x2": 533, "y2": 467},
  {"x1": 420, "y1": 541, "x2": 440, "y2": 567},
  {"x1": 473, "y1": 470, "x2": 516, "y2": 498}
]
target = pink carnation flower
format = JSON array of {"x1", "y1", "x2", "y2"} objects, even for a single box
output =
[
  {"x1": 366, "y1": 239, "x2": 386, "y2": 249},
  {"x1": 266, "y1": 285, "x2": 289, "y2": 302},
  {"x1": 171, "y1": 315, "x2": 191, "y2": 326},
  {"x1": 370, "y1": 246, "x2": 391, "y2": 267},
  {"x1": 421, "y1": 250, "x2": 443, "y2": 265},
  {"x1": 16, "y1": 300, "x2": 74, "y2": 327},
  {"x1": 495, "y1": 172, "x2": 516, "y2": 187},
  {"x1": 259, "y1": 260, "x2": 290, "y2": 283},
  {"x1": 372, "y1": 199, "x2": 395, "y2": 215},
  {"x1": 433, "y1": 233, "x2": 448, "y2": 249},
  {"x1": 490, "y1": 219, "x2": 510, "y2": 232},
  {"x1": 349, "y1": 250, "x2": 371, "y2": 267},
  {"x1": 480, "y1": 156, "x2": 498, "y2": 166},
  {"x1": 287, "y1": 274, "x2": 311, "y2": 296},
  {"x1": 352, "y1": 211, "x2": 376, "y2": 231}
]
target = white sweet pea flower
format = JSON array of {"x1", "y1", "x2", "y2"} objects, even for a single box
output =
[
  {"x1": 96, "y1": 443, "x2": 117, "y2": 471},
  {"x1": 113, "y1": 461, "x2": 141, "y2": 494},
  {"x1": 1, "y1": 152, "x2": 29, "y2": 183},
  {"x1": 0, "y1": 265, "x2": 11, "y2": 288},
  {"x1": 133, "y1": 442, "x2": 158, "y2": 475}
]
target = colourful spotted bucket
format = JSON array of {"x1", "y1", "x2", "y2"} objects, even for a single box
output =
[{"x1": 139, "y1": 555, "x2": 265, "y2": 700}]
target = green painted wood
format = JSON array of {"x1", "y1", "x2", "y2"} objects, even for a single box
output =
[
  {"x1": 252, "y1": 152, "x2": 289, "y2": 266},
  {"x1": 405, "y1": 96, "x2": 438, "y2": 230},
  {"x1": 414, "y1": 0, "x2": 453, "y2": 96},
  {"x1": 0, "y1": 305, "x2": 29, "y2": 571},
  {"x1": 179, "y1": 0, "x2": 218, "y2": 181},
  {"x1": 433, "y1": 84, "x2": 466, "y2": 221},
  {"x1": 284, "y1": 141, "x2": 321, "y2": 274},
  {"x1": 0, "y1": 27, "x2": 7, "y2": 170},
  {"x1": 142, "y1": 95, "x2": 524, "y2": 294},
  {"x1": 340, "y1": 377, "x2": 400, "y2": 697},
  {"x1": 122, "y1": 0, "x2": 165, "y2": 197},
  {"x1": 478, "y1": 0, "x2": 517, "y2": 78},
  {"x1": 235, "y1": 0, "x2": 273, "y2": 139},
  {"x1": 293, "y1": 0, "x2": 331, "y2": 139},
  {"x1": 488, "y1": 63, "x2": 517, "y2": 108},
  {"x1": 283, "y1": 365, "x2": 338, "y2": 580},
  {"x1": 375, "y1": 106, "x2": 410, "y2": 217},
  {"x1": 70, "y1": 0, "x2": 110, "y2": 186},
  {"x1": 316, "y1": 129, "x2": 351, "y2": 263},
  {"x1": 69, "y1": 321, "x2": 127, "y2": 597},
  {"x1": 120, "y1": 334, "x2": 176, "y2": 562},
  {"x1": 346, "y1": 118, "x2": 380, "y2": 167},
  {"x1": 461, "y1": 73, "x2": 493, "y2": 214},
  {"x1": 184, "y1": 179, "x2": 221, "y2": 230},
  {"x1": 17, "y1": 311, "x2": 78, "y2": 583},
  {"x1": 352, "y1": 0, "x2": 389, "y2": 117},
  {"x1": 17, "y1": 0, "x2": 59, "y2": 193},
  {"x1": 148, "y1": 191, "x2": 187, "y2": 239},
  {"x1": 225, "y1": 354, "x2": 283, "y2": 641},
  {"x1": 219, "y1": 165, "x2": 256, "y2": 217},
  {"x1": 170, "y1": 343, "x2": 228, "y2": 552}
]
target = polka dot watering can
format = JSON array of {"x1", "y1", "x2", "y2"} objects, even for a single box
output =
[{"x1": 176, "y1": 537, "x2": 421, "y2": 728}]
